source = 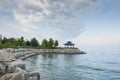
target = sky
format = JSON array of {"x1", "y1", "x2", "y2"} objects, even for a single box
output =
[{"x1": 0, "y1": 0, "x2": 120, "y2": 52}]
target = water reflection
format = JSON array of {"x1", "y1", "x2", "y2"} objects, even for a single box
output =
[
  {"x1": 41, "y1": 53, "x2": 58, "y2": 59},
  {"x1": 40, "y1": 54, "x2": 58, "y2": 70}
]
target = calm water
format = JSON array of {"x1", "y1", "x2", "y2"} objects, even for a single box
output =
[{"x1": 25, "y1": 52, "x2": 120, "y2": 80}]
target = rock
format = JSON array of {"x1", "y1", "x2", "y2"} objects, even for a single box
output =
[
  {"x1": 9, "y1": 72, "x2": 24, "y2": 80},
  {"x1": 0, "y1": 73, "x2": 13, "y2": 80},
  {"x1": 15, "y1": 67, "x2": 28, "y2": 80},
  {"x1": 0, "y1": 49, "x2": 41, "y2": 80},
  {"x1": 7, "y1": 60, "x2": 26, "y2": 73},
  {"x1": 28, "y1": 72, "x2": 40, "y2": 80},
  {"x1": 29, "y1": 76, "x2": 38, "y2": 80},
  {"x1": 8, "y1": 64, "x2": 16, "y2": 73},
  {"x1": 0, "y1": 50, "x2": 14, "y2": 62},
  {"x1": 0, "y1": 64, "x2": 5, "y2": 76},
  {"x1": 0, "y1": 61, "x2": 40, "y2": 80}
]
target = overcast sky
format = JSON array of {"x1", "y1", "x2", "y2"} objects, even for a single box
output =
[{"x1": 0, "y1": 0, "x2": 120, "y2": 51}]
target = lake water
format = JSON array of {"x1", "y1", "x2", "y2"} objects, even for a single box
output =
[{"x1": 25, "y1": 52, "x2": 120, "y2": 80}]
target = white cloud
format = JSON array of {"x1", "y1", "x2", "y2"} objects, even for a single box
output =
[
  {"x1": 21, "y1": 28, "x2": 30, "y2": 33},
  {"x1": 0, "y1": 0, "x2": 17, "y2": 12},
  {"x1": 11, "y1": 0, "x2": 100, "y2": 38},
  {"x1": 13, "y1": 0, "x2": 100, "y2": 20},
  {"x1": 0, "y1": 0, "x2": 100, "y2": 38},
  {"x1": 14, "y1": 11, "x2": 38, "y2": 32}
]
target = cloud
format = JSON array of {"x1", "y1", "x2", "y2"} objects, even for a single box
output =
[
  {"x1": 14, "y1": 11, "x2": 39, "y2": 33},
  {"x1": 13, "y1": 0, "x2": 100, "y2": 37},
  {"x1": 0, "y1": 0, "x2": 100, "y2": 39},
  {"x1": 14, "y1": 0, "x2": 99, "y2": 19},
  {"x1": 0, "y1": 0, "x2": 17, "y2": 13},
  {"x1": 44, "y1": 19, "x2": 84, "y2": 39}
]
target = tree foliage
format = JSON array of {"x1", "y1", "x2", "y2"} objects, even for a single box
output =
[
  {"x1": 18, "y1": 36, "x2": 25, "y2": 46},
  {"x1": 0, "y1": 36, "x2": 59, "y2": 49},
  {"x1": 54, "y1": 40, "x2": 59, "y2": 48},
  {"x1": 0, "y1": 36, "x2": 26, "y2": 49},
  {"x1": 1, "y1": 37, "x2": 7, "y2": 44},
  {"x1": 41, "y1": 38, "x2": 59, "y2": 49},
  {"x1": 30, "y1": 38, "x2": 39, "y2": 47},
  {"x1": 41, "y1": 39, "x2": 48, "y2": 48},
  {"x1": 26, "y1": 40, "x2": 31, "y2": 46},
  {"x1": 48, "y1": 38, "x2": 54, "y2": 48}
]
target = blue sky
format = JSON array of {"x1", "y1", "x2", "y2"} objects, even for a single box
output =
[{"x1": 0, "y1": 0, "x2": 120, "y2": 51}]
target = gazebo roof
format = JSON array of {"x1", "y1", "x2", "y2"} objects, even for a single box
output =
[{"x1": 64, "y1": 41, "x2": 75, "y2": 45}]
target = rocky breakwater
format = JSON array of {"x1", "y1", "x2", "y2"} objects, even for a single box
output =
[
  {"x1": 1, "y1": 48, "x2": 86, "y2": 60},
  {"x1": 0, "y1": 49, "x2": 40, "y2": 80},
  {"x1": 52, "y1": 48, "x2": 86, "y2": 54}
]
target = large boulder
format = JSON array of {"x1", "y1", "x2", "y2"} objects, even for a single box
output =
[
  {"x1": 7, "y1": 60, "x2": 26, "y2": 73},
  {"x1": 10, "y1": 72, "x2": 24, "y2": 80},
  {"x1": 0, "y1": 64, "x2": 6, "y2": 76},
  {"x1": 29, "y1": 76, "x2": 38, "y2": 80},
  {"x1": 0, "y1": 50, "x2": 14, "y2": 62},
  {"x1": 15, "y1": 67, "x2": 28, "y2": 80},
  {"x1": 0, "y1": 73, "x2": 13, "y2": 80},
  {"x1": 28, "y1": 72, "x2": 40, "y2": 80}
]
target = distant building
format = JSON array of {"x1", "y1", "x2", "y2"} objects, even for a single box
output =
[
  {"x1": 64, "y1": 41, "x2": 75, "y2": 48},
  {"x1": 0, "y1": 35, "x2": 2, "y2": 43}
]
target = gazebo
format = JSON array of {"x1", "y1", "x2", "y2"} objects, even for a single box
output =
[{"x1": 64, "y1": 41, "x2": 75, "y2": 48}]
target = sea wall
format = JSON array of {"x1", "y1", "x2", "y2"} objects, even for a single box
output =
[
  {"x1": 0, "y1": 48, "x2": 86, "y2": 61},
  {"x1": 3, "y1": 48, "x2": 85, "y2": 53}
]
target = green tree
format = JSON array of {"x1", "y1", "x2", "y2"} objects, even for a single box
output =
[
  {"x1": 26, "y1": 40, "x2": 31, "y2": 46},
  {"x1": 13, "y1": 39, "x2": 19, "y2": 46},
  {"x1": 8, "y1": 38, "x2": 15, "y2": 43},
  {"x1": 41, "y1": 39, "x2": 48, "y2": 48},
  {"x1": 1, "y1": 37, "x2": 7, "y2": 44},
  {"x1": 54, "y1": 40, "x2": 59, "y2": 48},
  {"x1": 48, "y1": 38, "x2": 54, "y2": 48},
  {"x1": 18, "y1": 36, "x2": 25, "y2": 46},
  {"x1": 30, "y1": 38, "x2": 39, "y2": 47}
]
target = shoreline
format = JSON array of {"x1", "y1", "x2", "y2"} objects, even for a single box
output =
[
  {"x1": 0, "y1": 48, "x2": 86, "y2": 80},
  {"x1": 6, "y1": 48, "x2": 86, "y2": 59},
  {"x1": 0, "y1": 48, "x2": 86, "y2": 61}
]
